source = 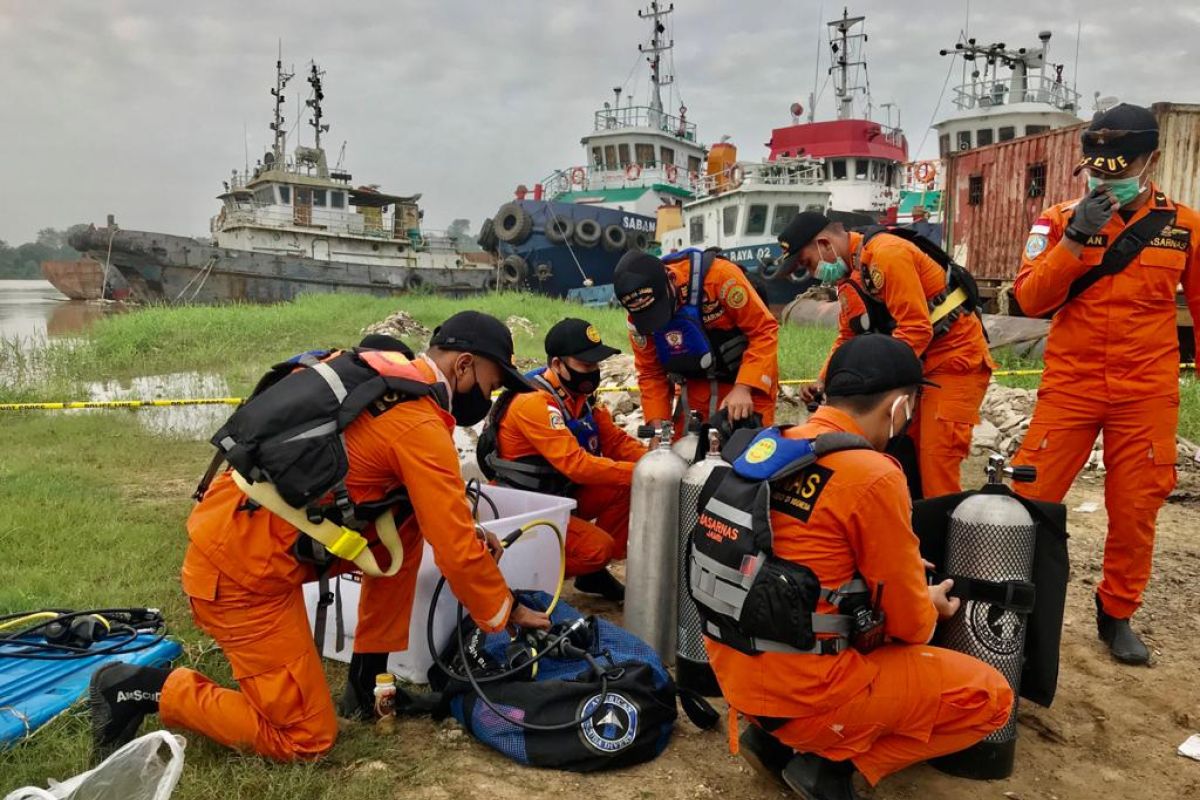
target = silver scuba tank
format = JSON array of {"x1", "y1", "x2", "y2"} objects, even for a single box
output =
[
  {"x1": 676, "y1": 429, "x2": 728, "y2": 696},
  {"x1": 671, "y1": 412, "x2": 702, "y2": 465},
  {"x1": 933, "y1": 454, "x2": 1038, "y2": 780},
  {"x1": 625, "y1": 421, "x2": 689, "y2": 663}
]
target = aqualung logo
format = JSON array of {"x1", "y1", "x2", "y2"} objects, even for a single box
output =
[
  {"x1": 969, "y1": 600, "x2": 1025, "y2": 656},
  {"x1": 579, "y1": 692, "x2": 639, "y2": 754}
]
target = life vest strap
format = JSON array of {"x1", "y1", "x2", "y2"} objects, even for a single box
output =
[{"x1": 929, "y1": 286, "x2": 969, "y2": 325}]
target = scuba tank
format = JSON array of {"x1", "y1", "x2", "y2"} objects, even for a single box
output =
[
  {"x1": 932, "y1": 454, "x2": 1038, "y2": 780},
  {"x1": 676, "y1": 429, "x2": 727, "y2": 696},
  {"x1": 671, "y1": 412, "x2": 703, "y2": 465},
  {"x1": 625, "y1": 421, "x2": 689, "y2": 663}
]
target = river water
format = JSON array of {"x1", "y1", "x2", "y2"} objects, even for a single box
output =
[{"x1": 0, "y1": 280, "x2": 119, "y2": 342}]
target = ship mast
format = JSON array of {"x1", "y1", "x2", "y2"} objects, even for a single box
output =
[
  {"x1": 306, "y1": 63, "x2": 329, "y2": 151},
  {"x1": 827, "y1": 7, "x2": 868, "y2": 121},
  {"x1": 637, "y1": 1, "x2": 674, "y2": 129},
  {"x1": 268, "y1": 43, "x2": 294, "y2": 168}
]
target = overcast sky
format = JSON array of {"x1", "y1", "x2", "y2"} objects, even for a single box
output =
[{"x1": 1, "y1": 0, "x2": 1196, "y2": 244}]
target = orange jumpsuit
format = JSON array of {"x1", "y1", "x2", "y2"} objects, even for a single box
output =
[
  {"x1": 495, "y1": 369, "x2": 647, "y2": 576},
  {"x1": 159, "y1": 358, "x2": 514, "y2": 761},
  {"x1": 628, "y1": 255, "x2": 779, "y2": 427},
  {"x1": 706, "y1": 407, "x2": 1012, "y2": 786},
  {"x1": 825, "y1": 231, "x2": 995, "y2": 496},
  {"x1": 1012, "y1": 185, "x2": 1200, "y2": 619}
]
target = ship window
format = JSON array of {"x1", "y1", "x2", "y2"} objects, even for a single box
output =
[
  {"x1": 661, "y1": 146, "x2": 675, "y2": 167},
  {"x1": 331, "y1": 191, "x2": 345, "y2": 209},
  {"x1": 831, "y1": 159, "x2": 847, "y2": 180},
  {"x1": 977, "y1": 128, "x2": 994, "y2": 147},
  {"x1": 886, "y1": 164, "x2": 895, "y2": 186},
  {"x1": 771, "y1": 205, "x2": 800, "y2": 236},
  {"x1": 254, "y1": 187, "x2": 274, "y2": 205},
  {"x1": 592, "y1": 147, "x2": 603, "y2": 168},
  {"x1": 968, "y1": 175, "x2": 984, "y2": 206},
  {"x1": 618, "y1": 144, "x2": 631, "y2": 167},
  {"x1": 998, "y1": 126, "x2": 1016, "y2": 142},
  {"x1": 687, "y1": 155, "x2": 702, "y2": 176},
  {"x1": 723, "y1": 206, "x2": 739, "y2": 236},
  {"x1": 635, "y1": 143, "x2": 656, "y2": 167},
  {"x1": 805, "y1": 203, "x2": 825, "y2": 213},
  {"x1": 278, "y1": 186, "x2": 291, "y2": 204},
  {"x1": 938, "y1": 134, "x2": 950, "y2": 158},
  {"x1": 1025, "y1": 124, "x2": 1050, "y2": 136},
  {"x1": 855, "y1": 159, "x2": 869, "y2": 180},
  {"x1": 745, "y1": 204, "x2": 768, "y2": 235},
  {"x1": 313, "y1": 189, "x2": 327, "y2": 207},
  {"x1": 604, "y1": 145, "x2": 617, "y2": 169},
  {"x1": 956, "y1": 130, "x2": 972, "y2": 151},
  {"x1": 689, "y1": 215, "x2": 705, "y2": 244},
  {"x1": 1027, "y1": 162, "x2": 1047, "y2": 198}
]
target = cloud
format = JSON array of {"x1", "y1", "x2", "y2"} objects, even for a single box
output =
[{"x1": 0, "y1": 0, "x2": 1197, "y2": 244}]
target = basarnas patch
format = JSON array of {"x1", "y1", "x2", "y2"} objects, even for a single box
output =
[
  {"x1": 578, "y1": 692, "x2": 639, "y2": 754},
  {"x1": 1025, "y1": 233, "x2": 1048, "y2": 259},
  {"x1": 770, "y1": 464, "x2": 833, "y2": 522}
]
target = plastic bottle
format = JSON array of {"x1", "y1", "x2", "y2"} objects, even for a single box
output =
[{"x1": 373, "y1": 673, "x2": 397, "y2": 723}]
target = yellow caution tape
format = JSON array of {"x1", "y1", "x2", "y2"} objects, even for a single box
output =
[{"x1": 1, "y1": 365, "x2": 1195, "y2": 411}]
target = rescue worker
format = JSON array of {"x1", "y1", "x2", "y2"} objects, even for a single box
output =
[
  {"x1": 780, "y1": 211, "x2": 993, "y2": 498},
  {"x1": 484, "y1": 318, "x2": 647, "y2": 601},
  {"x1": 613, "y1": 248, "x2": 779, "y2": 431},
  {"x1": 1011, "y1": 103, "x2": 1200, "y2": 665},
  {"x1": 710, "y1": 335, "x2": 1012, "y2": 799},
  {"x1": 87, "y1": 311, "x2": 552, "y2": 761}
]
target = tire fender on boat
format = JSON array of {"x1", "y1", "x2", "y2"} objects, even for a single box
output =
[
  {"x1": 545, "y1": 216, "x2": 574, "y2": 244},
  {"x1": 573, "y1": 219, "x2": 602, "y2": 248},
  {"x1": 602, "y1": 225, "x2": 627, "y2": 252},
  {"x1": 493, "y1": 203, "x2": 533, "y2": 245},
  {"x1": 500, "y1": 254, "x2": 528, "y2": 286}
]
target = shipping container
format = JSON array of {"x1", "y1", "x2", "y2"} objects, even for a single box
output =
[{"x1": 944, "y1": 103, "x2": 1200, "y2": 285}]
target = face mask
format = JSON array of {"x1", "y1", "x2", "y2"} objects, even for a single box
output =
[
  {"x1": 815, "y1": 241, "x2": 849, "y2": 285},
  {"x1": 887, "y1": 393, "x2": 915, "y2": 444},
  {"x1": 450, "y1": 363, "x2": 492, "y2": 427},
  {"x1": 1087, "y1": 161, "x2": 1150, "y2": 206},
  {"x1": 556, "y1": 362, "x2": 600, "y2": 396}
]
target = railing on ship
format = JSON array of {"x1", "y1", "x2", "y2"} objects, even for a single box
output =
[
  {"x1": 544, "y1": 156, "x2": 827, "y2": 201},
  {"x1": 213, "y1": 204, "x2": 460, "y2": 249},
  {"x1": 592, "y1": 105, "x2": 697, "y2": 141},
  {"x1": 694, "y1": 158, "x2": 826, "y2": 197},
  {"x1": 951, "y1": 74, "x2": 1080, "y2": 112}
]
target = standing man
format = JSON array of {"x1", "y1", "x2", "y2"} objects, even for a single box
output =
[
  {"x1": 89, "y1": 312, "x2": 551, "y2": 761},
  {"x1": 701, "y1": 335, "x2": 1012, "y2": 799},
  {"x1": 613, "y1": 248, "x2": 779, "y2": 431},
  {"x1": 907, "y1": 205, "x2": 943, "y2": 246},
  {"x1": 482, "y1": 318, "x2": 647, "y2": 601},
  {"x1": 780, "y1": 211, "x2": 993, "y2": 498},
  {"x1": 1011, "y1": 103, "x2": 1200, "y2": 665}
]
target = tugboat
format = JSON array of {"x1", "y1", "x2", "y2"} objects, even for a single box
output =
[
  {"x1": 480, "y1": 1, "x2": 706, "y2": 297},
  {"x1": 70, "y1": 55, "x2": 492, "y2": 304},
  {"x1": 658, "y1": 8, "x2": 906, "y2": 306}
]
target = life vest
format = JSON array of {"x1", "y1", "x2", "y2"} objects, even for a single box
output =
[
  {"x1": 652, "y1": 249, "x2": 748, "y2": 382},
  {"x1": 476, "y1": 369, "x2": 600, "y2": 495},
  {"x1": 687, "y1": 427, "x2": 876, "y2": 656},
  {"x1": 194, "y1": 347, "x2": 445, "y2": 579},
  {"x1": 847, "y1": 227, "x2": 982, "y2": 340}
]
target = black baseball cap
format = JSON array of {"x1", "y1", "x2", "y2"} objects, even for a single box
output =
[
  {"x1": 1075, "y1": 103, "x2": 1159, "y2": 176},
  {"x1": 613, "y1": 250, "x2": 673, "y2": 335},
  {"x1": 359, "y1": 333, "x2": 416, "y2": 359},
  {"x1": 775, "y1": 211, "x2": 832, "y2": 277},
  {"x1": 825, "y1": 335, "x2": 939, "y2": 398},
  {"x1": 545, "y1": 318, "x2": 621, "y2": 363},
  {"x1": 429, "y1": 310, "x2": 534, "y2": 392}
]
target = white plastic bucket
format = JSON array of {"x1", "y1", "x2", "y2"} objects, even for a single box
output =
[{"x1": 303, "y1": 485, "x2": 574, "y2": 683}]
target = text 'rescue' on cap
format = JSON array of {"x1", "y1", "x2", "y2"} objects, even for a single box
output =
[{"x1": 1075, "y1": 103, "x2": 1159, "y2": 176}]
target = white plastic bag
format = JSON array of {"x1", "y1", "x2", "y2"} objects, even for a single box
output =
[{"x1": 4, "y1": 731, "x2": 186, "y2": 800}]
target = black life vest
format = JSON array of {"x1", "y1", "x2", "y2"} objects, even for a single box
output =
[
  {"x1": 687, "y1": 427, "x2": 874, "y2": 656},
  {"x1": 651, "y1": 249, "x2": 748, "y2": 382},
  {"x1": 845, "y1": 226, "x2": 982, "y2": 340},
  {"x1": 476, "y1": 369, "x2": 601, "y2": 495}
]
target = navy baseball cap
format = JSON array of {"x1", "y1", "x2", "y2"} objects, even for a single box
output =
[
  {"x1": 825, "y1": 335, "x2": 939, "y2": 397},
  {"x1": 775, "y1": 211, "x2": 832, "y2": 277},
  {"x1": 545, "y1": 318, "x2": 621, "y2": 362},
  {"x1": 429, "y1": 311, "x2": 534, "y2": 392},
  {"x1": 1075, "y1": 103, "x2": 1159, "y2": 176}
]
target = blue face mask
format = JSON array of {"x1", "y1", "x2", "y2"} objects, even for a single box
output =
[{"x1": 815, "y1": 241, "x2": 849, "y2": 285}]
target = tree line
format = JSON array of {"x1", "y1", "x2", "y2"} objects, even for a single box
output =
[{"x1": 0, "y1": 226, "x2": 89, "y2": 279}]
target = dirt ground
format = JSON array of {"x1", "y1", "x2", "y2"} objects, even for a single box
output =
[{"x1": 386, "y1": 459, "x2": 1200, "y2": 800}]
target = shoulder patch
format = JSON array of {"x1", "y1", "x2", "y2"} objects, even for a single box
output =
[
  {"x1": 1024, "y1": 233, "x2": 1048, "y2": 259},
  {"x1": 868, "y1": 267, "x2": 885, "y2": 291},
  {"x1": 547, "y1": 407, "x2": 566, "y2": 430},
  {"x1": 769, "y1": 464, "x2": 833, "y2": 523},
  {"x1": 724, "y1": 283, "x2": 749, "y2": 309}
]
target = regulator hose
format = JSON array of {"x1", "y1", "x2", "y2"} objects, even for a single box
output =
[{"x1": 0, "y1": 608, "x2": 168, "y2": 661}]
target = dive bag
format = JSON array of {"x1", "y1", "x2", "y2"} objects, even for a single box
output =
[
  {"x1": 430, "y1": 592, "x2": 677, "y2": 772},
  {"x1": 653, "y1": 249, "x2": 749, "y2": 382},
  {"x1": 687, "y1": 427, "x2": 876, "y2": 656}
]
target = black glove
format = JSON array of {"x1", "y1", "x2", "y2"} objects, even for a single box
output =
[{"x1": 1064, "y1": 186, "x2": 1117, "y2": 243}]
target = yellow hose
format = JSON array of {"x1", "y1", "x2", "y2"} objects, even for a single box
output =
[
  {"x1": 498, "y1": 518, "x2": 567, "y2": 616},
  {"x1": 0, "y1": 612, "x2": 60, "y2": 634}
]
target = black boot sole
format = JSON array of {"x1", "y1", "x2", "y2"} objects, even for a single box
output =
[{"x1": 738, "y1": 727, "x2": 791, "y2": 788}]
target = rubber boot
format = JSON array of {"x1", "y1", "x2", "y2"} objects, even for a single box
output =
[
  {"x1": 339, "y1": 652, "x2": 389, "y2": 720},
  {"x1": 573, "y1": 568, "x2": 625, "y2": 602},
  {"x1": 738, "y1": 724, "x2": 794, "y2": 787},
  {"x1": 781, "y1": 752, "x2": 860, "y2": 800},
  {"x1": 88, "y1": 663, "x2": 170, "y2": 761},
  {"x1": 1095, "y1": 594, "x2": 1150, "y2": 665}
]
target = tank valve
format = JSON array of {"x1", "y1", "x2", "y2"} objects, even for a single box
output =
[{"x1": 986, "y1": 453, "x2": 1038, "y2": 485}]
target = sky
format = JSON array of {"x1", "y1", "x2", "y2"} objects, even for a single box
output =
[{"x1": 1, "y1": 0, "x2": 1197, "y2": 244}]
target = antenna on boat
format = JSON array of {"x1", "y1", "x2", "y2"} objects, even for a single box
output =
[
  {"x1": 306, "y1": 62, "x2": 329, "y2": 151},
  {"x1": 808, "y1": 3, "x2": 822, "y2": 123},
  {"x1": 827, "y1": 7, "x2": 867, "y2": 121},
  {"x1": 637, "y1": 1, "x2": 674, "y2": 129},
  {"x1": 268, "y1": 42, "x2": 294, "y2": 169}
]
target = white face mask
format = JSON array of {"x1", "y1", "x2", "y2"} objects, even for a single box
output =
[{"x1": 888, "y1": 393, "x2": 915, "y2": 440}]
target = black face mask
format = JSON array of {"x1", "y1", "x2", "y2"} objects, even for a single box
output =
[
  {"x1": 556, "y1": 362, "x2": 600, "y2": 396},
  {"x1": 450, "y1": 365, "x2": 492, "y2": 427}
]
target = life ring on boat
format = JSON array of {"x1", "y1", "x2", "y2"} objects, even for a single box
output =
[
  {"x1": 688, "y1": 170, "x2": 700, "y2": 188},
  {"x1": 729, "y1": 165, "x2": 745, "y2": 189},
  {"x1": 915, "y1": 161, "x2": 937, "y2": 184},
  {"x1": 664, "y1": 163, "x2": 678, "y2": 183},
  {"x1": 625, "y1": 163, "x2": 642, "y2": 181},
  {"x1": 570, "y1": 167, "x2": 586, "y2": 186},
  {"x1": 628, "y1": 230, "x2": 652, "y2": 252}
]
